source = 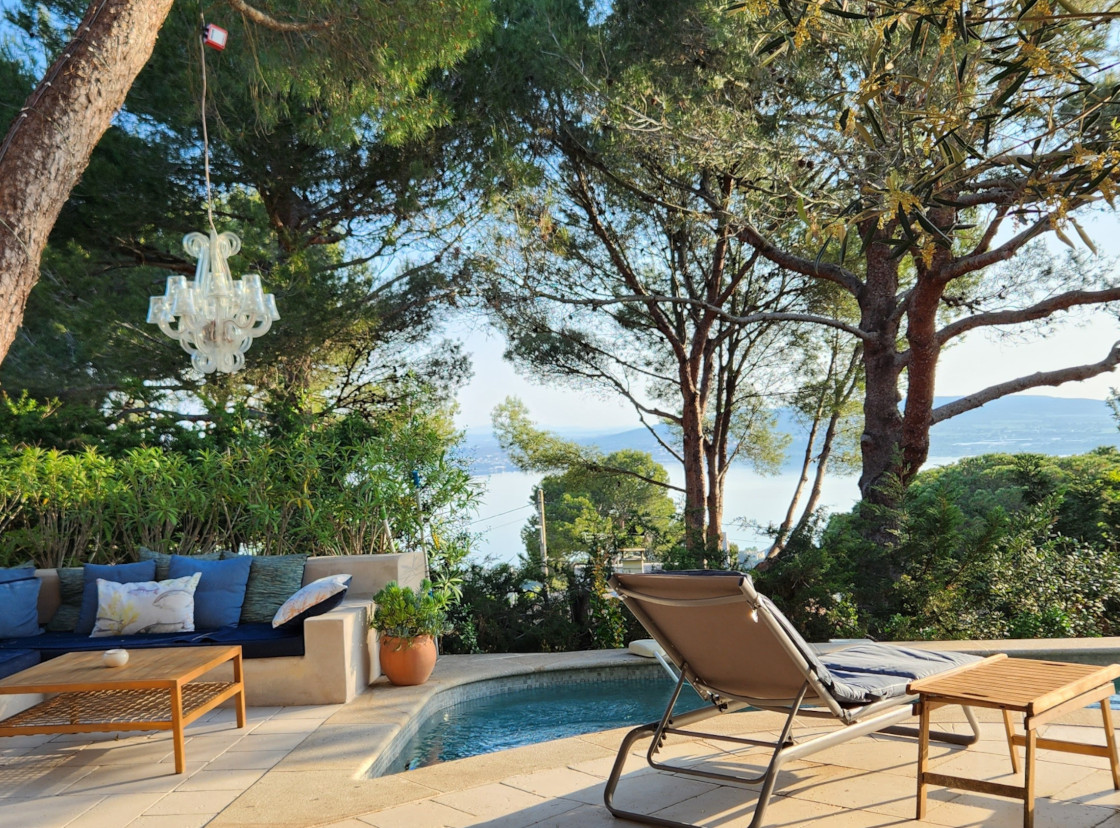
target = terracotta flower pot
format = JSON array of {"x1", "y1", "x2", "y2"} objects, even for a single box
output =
[{"x1": 379, "y1": 634, "x2": 437, "y2": 686}]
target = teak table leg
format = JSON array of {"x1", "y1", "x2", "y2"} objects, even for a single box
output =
[
  {"x1": 1002, "y1": 710, "x2": 1021, "y2": 774},
  {"x1": 916, "y1": 698, "x2": 931, "y2": 819},
  {"x1": 233, "y1": 651, "x2": 247, "y2": 729},
  {"x1": 170, "y1": 684, "x2": 186, "y2": 775},
  {"x1": 1023, "y1": 728, "x2": 1037, "y2": 828},
  {"x1": 1101, "y1": 700, "x2": 1120, "y2": 790}
]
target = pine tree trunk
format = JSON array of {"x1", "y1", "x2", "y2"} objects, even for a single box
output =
[
  {"x1": 0, "y1": 0, "x2": 174, "y2": 365},
  {"x1": 857, "y1": 240, "x2": 904, "y2": 511},
  {"x1": 679, "y1": 395, "x2": 708, "y2": 556}
]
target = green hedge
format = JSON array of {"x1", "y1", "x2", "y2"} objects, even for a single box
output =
[{"x1": 0, "y1": 414, "x2": 477, "y2": 570}]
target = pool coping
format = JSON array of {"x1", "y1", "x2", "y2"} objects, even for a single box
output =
[
  {"x1": 209, "y1": 649, "x2": 659, "y2": 828},
  {"x1": 209, "y1": 638, "x2": 1120, "y2": 828}
]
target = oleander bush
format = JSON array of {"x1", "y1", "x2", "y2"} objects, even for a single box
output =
[{"x1": 0, "y1": 409, "x2": 477, "y2": 571}]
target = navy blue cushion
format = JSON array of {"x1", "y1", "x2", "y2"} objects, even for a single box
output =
[
  {"x1": 0, "y1": 577, "x2": 41, "y2": 638},
  {"x1": 0, "y1": 649, "x2": 38, "y2": 680},
  {"x1": 167, "y1": 554, "x2": 251, "y2": 630},
  {"x1": 76, "y1": 561, "x2": 157, "y2": 635},
  {"x1": 5, "y1": 624, "x2": 305, "y2": 660},
  {"x1": 0, "y1": 565, "x2": 35, "y2": 584},
  {"x1": 819, "y1": 643, "x2": 982, "y2": 703}
]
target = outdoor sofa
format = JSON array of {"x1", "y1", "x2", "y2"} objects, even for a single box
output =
[{"x1": 0, "y1": 551, "x2": 425, "y2": 714}]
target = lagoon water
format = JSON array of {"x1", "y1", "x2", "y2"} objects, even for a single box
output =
[{"x1": 467, "y1": 466, "x2": 863, "y2": 565}]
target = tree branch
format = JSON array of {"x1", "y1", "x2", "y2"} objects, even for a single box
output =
[
  {"x1": 937, "y1": 286, "x2": 1120, "y2": 346},
  {"x1": 226, "y1": 0, "x2": 333, "y2": 32},
  {"x1": 942, "y1": 212, "x2": 1056, "y2": 280},
  {"x1": 931, "y1": 341, "x2": 1120, "y2": 424},
  {"x1": 730, "y1": 219, "x2": 864, "y2": 296}
]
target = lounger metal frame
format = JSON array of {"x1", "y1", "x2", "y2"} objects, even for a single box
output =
[{"x1": 604, "y1": 574, "x2": 983, "y2": 828}]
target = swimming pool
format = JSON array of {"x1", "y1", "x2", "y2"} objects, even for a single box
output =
[{"x1": 383, "y1": 674, "x2": 704, "y2": 774}]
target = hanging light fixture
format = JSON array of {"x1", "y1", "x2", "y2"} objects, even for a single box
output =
[
  {"x1": 147, "y1": 230, "x2": 278, "y2": 374},
  {"x1": 147, "y1": 18, "x2": 278, "y2": 374}
]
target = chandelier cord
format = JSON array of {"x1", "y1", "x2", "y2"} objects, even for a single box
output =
[{"x1": 199, "y1": 13, "x2": 217, "y2": 236}]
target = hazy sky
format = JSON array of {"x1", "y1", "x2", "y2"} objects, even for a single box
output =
[{"x1": 454, "y1": 213, "x2": 1120, "y2": 432}]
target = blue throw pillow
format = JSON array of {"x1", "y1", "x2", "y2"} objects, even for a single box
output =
[
  {"x1": 167, "y1": 554, "x2": 252, "y2": 630},
  {"x1": 0, "y1": 577, "x2": 41, "y2": 638},
  {"x1": 0, "y1": 565, "x2": 35, "y2": 585},
  {"x1": 76, "y1": 560, "x2": 157, "y2": 635}
]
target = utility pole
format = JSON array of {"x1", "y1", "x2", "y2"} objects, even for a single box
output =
[{"x1": 537, "y1": 487, "x2": 549, "y2": 582}]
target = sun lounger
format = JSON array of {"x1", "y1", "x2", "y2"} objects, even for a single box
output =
[{"x1": 605, "y1": 570, "x2": 989, "y2": 828}]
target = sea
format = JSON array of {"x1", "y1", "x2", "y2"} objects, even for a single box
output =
[
  {"x1": 461, "y1": 394, "x2": 1120, "y2": 565},
  {"x1": 465, "y1": 465, "x2": 864, "y2": 566}
]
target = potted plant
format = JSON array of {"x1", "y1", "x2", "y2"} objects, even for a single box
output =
[{"x1": 370, "y1": 579, "x2": 448, "y2": 686}]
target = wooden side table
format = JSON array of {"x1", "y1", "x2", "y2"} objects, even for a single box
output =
[{"x1": 908, "y1": 655, "x2": 1120, "y2": 828}]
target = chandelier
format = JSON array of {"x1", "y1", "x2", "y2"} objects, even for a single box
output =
[
  {"x1": 147, "y1": 230, "x2": 279, "y2": 374},
  {"x1": 147, "y1": 18, "x2": 278, "y2": 375}
]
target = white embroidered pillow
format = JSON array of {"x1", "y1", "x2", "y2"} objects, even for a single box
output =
[
  {"x1": 272, "y1": 574, "x2": 351, "y2": 630},
  {"x1": 90, "y1": 573, "x2": 201, "y2": 637}
]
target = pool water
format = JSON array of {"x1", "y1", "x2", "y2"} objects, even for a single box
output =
[{"x1": 386, "y1": 676, "x2": 704, "y2": 774}]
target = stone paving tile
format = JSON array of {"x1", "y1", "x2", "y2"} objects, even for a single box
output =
[
  {"x1": 56, "y1": 761, "x2": 204, "y2": 795},
  {"x1": 1052, "y1": 767, "x2": 1120, "y2": 808},
  {"x1": 0, "y1": 794, "x2": 101, "y2": 828},
  {"x1": 251, "y1": 715, "x2": 330, "y2": 735},
  {"x1": 501, "y1": 765, "x2": 616, "y2": 805},
  {"x1": 224, "y1": 731, "x2": 310, "y2": 752},
  {"x1": 932, "y1": 750, "x2": 1093, "y2": 798},
  {"x1": 512, "y1": 802, "x2": 620, "y2": 827},
  {"x1": 0, "y1": 753, "x2": 96, "y2": 798},
  {"x1": 651, "y1": 785, "x2": 851, "y2": 827},
  {"x1": 922, "y1": 791, "x2": 1120, "y2": 828},
  {"x1": 358, "y1": 798, "x2": 476, "y2": 827},
  {"x1": 201, "y1": 748, "x2": 290, "y2": 771},
  {"x1": 67, "y1": 739, "x2": 177, "y2": 767},
  {"x1": 432, "y1": 781, "x2": 572, "y2": 820},
  {"x1": 598, "y1": 768, "x2": 720, "y2": 813},
  {"x1": 49, "y1": 729, "x2": 157, "y2": 743},
  {"x1": 454, "y1": 796, "x2": 584, "y2": 828},
  {"x1": 777, "y1": 764, "x2": 947, "y2": 819},
  {"x1": 124, "y1": 815, "x2": 213, "y2": 828},
  {"x1": 266, "y1": 704, "x2": 343, "y2": 721},
  {"x1": 173, "y1": 767, "x2": 267, "y2": 792},
  {"x1": 142, "y1": 787, "x2": 241, "y2": 816},
  {"x1": 64, "y1": 792, "x2": 165, "y2": 827}
]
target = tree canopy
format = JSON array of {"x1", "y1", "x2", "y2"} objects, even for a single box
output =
[{"x1": 0, "y1": 0, "x2": 497, "y2": 435}]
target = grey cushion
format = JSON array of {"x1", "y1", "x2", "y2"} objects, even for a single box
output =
[
  {"x1": 45, "y1": 567, "x2": 84, "y2": 633},
  {"x1": 222, "y1": 553, "x2": 308, "y2": 624}
]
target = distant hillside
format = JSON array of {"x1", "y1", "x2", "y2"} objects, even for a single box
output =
[{"x1": 458, "y1": 395, "x2": 1120, "y2": 475}]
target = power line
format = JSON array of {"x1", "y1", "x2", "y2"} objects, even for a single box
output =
[
  {"x1": 468, "y1": 503, "x2": 534, "y2": 526},
  {"x1": 473, "y1": 515, "x2": 532, "y2": 534}
]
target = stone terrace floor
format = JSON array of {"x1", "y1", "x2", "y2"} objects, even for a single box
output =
[{"x1": 2, "y1": 653, "x2": 1120, "y2": 828}]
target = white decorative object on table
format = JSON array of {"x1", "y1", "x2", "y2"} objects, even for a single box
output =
[{"x1": 102, "y1": 649, "x2": 129, "y2": 668}]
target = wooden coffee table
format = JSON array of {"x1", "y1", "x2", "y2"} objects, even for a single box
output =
[
  {"x1": 909, "y1": 654, "x2": 1120, "y2": 828},
  {"x1": 0, "y1": 646, "x2": 245, "y2": 773}
]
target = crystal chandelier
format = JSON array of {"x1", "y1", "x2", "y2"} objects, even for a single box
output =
[
  {"x1": 147, "y1": 230, "x2": 279, "y2": 374},
  {"x1": 147, "y1": 18, "x2": 278, "y2": 375}
]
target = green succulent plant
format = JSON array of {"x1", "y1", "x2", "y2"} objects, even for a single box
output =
[{"x1": 371, "y1": 579, "x2": 448, "y2": 639}]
